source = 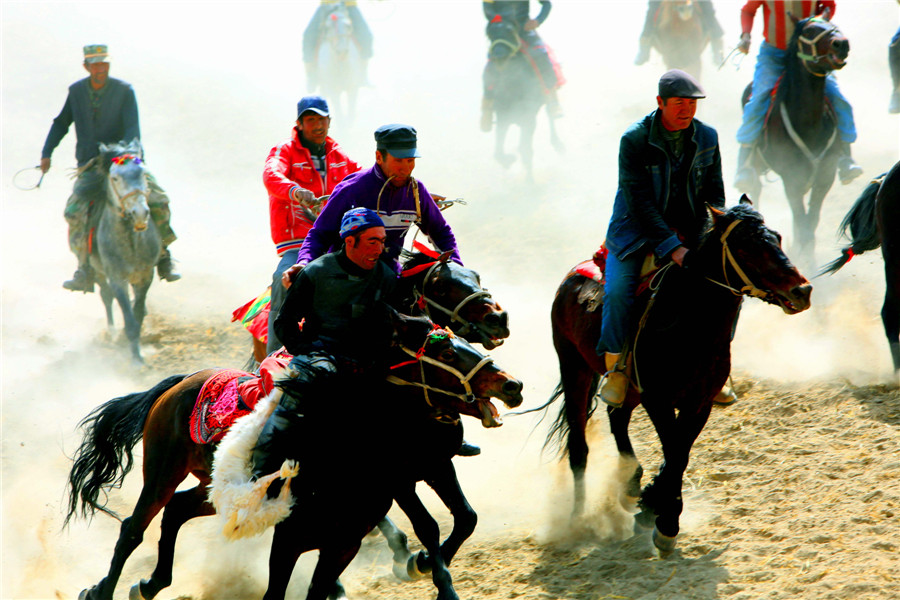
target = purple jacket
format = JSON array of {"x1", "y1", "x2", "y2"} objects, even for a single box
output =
[{"x1": 296, "y1": 163, "x2": 461, "y2": 271}]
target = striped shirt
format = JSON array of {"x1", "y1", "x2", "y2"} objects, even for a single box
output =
[{"x1": 741, "y1": 1, "x2": 836, "y2": 50}]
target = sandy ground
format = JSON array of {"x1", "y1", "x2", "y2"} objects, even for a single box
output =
[{"x1": 2, "y1": 1, "x2": 900, "y2": 599}]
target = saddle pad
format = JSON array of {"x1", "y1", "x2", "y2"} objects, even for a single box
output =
[
  {"x1": 190, "y1": 369, "x2": 261, "y2": 444},
  {"x1": 575, "y1": 259, "x2": 603, "y2": 282}
]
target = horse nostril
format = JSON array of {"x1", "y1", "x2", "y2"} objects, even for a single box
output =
[{"x1": 502, "y1": 379, "x2": 523, "y2": 395}]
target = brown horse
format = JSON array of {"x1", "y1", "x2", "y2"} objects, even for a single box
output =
[
  {"x1": 821, "y1": 160, "x2": 900, "y2": 374},
  {"x1": 649, "y1": 0, "x2": 713, "y2": 79},
  {"x1": 540, "y1": 200, "x2": 811, "y2": 555},
  {"x1": 742, "y1": 16, "x2": 850, "y2": 263},
  {"x1": 66, "y1": 312, "x2": 523, "y2": 600}
]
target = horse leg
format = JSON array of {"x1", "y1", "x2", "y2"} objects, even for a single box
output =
[
  {"x1": 305, "y1": 543, "x2": 359, "y2": 600},
  {"x1": 882, "y1": 255, "x2": 900, "y2": 374},
  {"x1": 640, "y1": 398, "x2": 712, "y2": 556},
  {"x1": 548, "y1": 113, "x2": 565, "y2": 154},
  {"x1": 109, "y1": 279, "x2": 143, "y2": 364},
  {"x1": 96, "y1": 278, "x2": 115, "y2": 330},
  {"x1": 262, "y1": 519, "x2": 308, "y2": 600},
  {"x1": 131, "y1": 482, "x2": 215, "y2": 600},
  {"x1": 784, "y1": 187, "x2": 811, "y2": 262},
  {"x1": 806, "y1": 175, "x2": 837, "y2": 260},
  {"x1": 424, "y1": 461, "x2": 476, "y2": 567},
  {"x1": 131, "y1": 279, "x2": 152, "y2": 332},
  {"x1": 554, "y1": 340, "x2": 597, "y2": 519},
  {"x1": 78, "y1": 484, "x2": 177, "y2": 600},
  {"x1": 494, "y1": 118, "x2": 516, "y2": 169},
  {"x1": 375, "y1": 516, "x2": 417, "y2": 581},
  {"x1": 394, "y1": 486, "x2": 458, "y2": 600},
  {"x1": 607, "y1": 404, "x2": 643, "y2": 514}
]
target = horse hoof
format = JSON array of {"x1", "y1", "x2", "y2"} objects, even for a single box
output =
[
  {"x1": 129, "y1": 581, "x2": 149, "y2": 600},
  {"x1": 78, "y1": 590, "x2": 90, "y2": 600},
  {"x1": 652, "y1": 528, "x2": 677, "y2": 557}
]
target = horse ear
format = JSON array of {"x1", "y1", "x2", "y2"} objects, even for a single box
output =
[
  {"x1": 386, "y1": 305, "x2": 406, "y2": 345},
  {"x1": 128, "y1": 137, "x2": 144, "y2": 158},
  {"x1": 706, "y1": 203, "x2": 725, "y2": 221},
  {"x1": 739, "y1": 194, "x2": 753, "y2": 206},
  {"x1": 438, "y1": 250, "x2": 453, "y2": 264}
]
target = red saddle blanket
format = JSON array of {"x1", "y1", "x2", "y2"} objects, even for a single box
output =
[{"x1": 189, "y1": 354, "x2": 291, "y2": 444}]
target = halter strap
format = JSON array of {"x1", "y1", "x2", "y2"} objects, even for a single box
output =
[
  {"x1": 403, "y1": 258, "x2": 494, "y2": 337},
  {"x1": 704, "y1": 219, "x2": 769, "y2": 300},
  {"x1": 796, "y1": 19, "x2": 839, "y2": 74}
]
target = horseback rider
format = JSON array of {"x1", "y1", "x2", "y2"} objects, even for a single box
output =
[
  {"x1": 282, "y1": 125, "x2": 481, "y2": 455},
  {"x1": 41, "y1": 44, "x2": 180, "y2": 293},
  {"x1": 303, "y1": 0, "x2": 373, "y2": 88},
  {"x1": 597, "y1": 69, "x2": 733, "y2": 408},
  {"x1": 635, "y1": 0, "x2": 726, "y2": 66},
  {"x1": 481, "y1": 0, "x2": 562, "y2": 130},
  {"x1": 250, "y1": 207, "x2": 396, "y2": 481},
  {"x1": 263, "y1": 95, "x2": 361, "y2": 354},
  {"x1": 734, "y1": 0, "x2": 862, "y2": 191}
]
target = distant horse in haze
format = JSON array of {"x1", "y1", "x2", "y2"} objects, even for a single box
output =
[
  {"x1": 313, "y1": 0, "x2": 364, "y2": 124},
  {"x1": 647, "y1": 0, "x2": 718, "y2": 80},
  {"x1": 66, "y1": 312, "x2": 523, "y2": 600},
  {"x1": 539, "y1": 199, "x2": 811, "y2": 555},
  {"x1": 741, "y1": 16, "x2": 850, "y2": 263},
  {"x1": 482, "y1": 19, "x2": 563, "y2": 180},
  {"x1": 820, "y1": 161, "x2": 900, "y2": 374},
  {"x1": 86, "y1": 139, "x2": 162, "y2": 365}
]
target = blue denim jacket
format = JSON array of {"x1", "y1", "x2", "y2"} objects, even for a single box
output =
[{"x1": 604, "y1": 110, "x2": 725, "y2": 261}]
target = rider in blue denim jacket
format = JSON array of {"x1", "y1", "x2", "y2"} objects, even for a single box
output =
[{"x1": 598, "y1": 69, "x2": 726, "y2": 408}]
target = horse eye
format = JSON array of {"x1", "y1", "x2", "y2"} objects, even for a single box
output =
[{"x1": 439, "y1": 348, "x2": 455, "y2": 362}]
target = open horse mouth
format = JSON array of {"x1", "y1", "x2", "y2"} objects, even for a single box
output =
[
  {"x1": 477, "y1": 399, "x2": 503, "y2": 428},
  {"x1": 770, "y1": 283, "x2": 813, "y2": 315}
]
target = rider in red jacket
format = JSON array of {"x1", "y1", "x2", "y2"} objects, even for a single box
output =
[{"x1": 263, "y1": 95, "x2": 360, "y2": 353}]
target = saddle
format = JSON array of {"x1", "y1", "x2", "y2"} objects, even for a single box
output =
[{"x1": 189, "y1": 353, "x2": 291, "y2": 444}]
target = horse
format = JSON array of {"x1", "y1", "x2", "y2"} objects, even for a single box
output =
[
  {"x1": 313, "y1": 0, "x2": 364, "y2": 125},
  {"x1": 741, "y1": 16, "x2": 850, "y2": 263},
  {"x1": 87, "y1": 139, "x2": 162, "y2": 365},
  {"x1": 242, "y1": 247, "x2": 511, "y2": 364},
  {"x1": 648, "y1": 0, "x2": 716, "y2": 80},
  {"x1": 540, "y1": 199, "x2": 811, "y2": 555},
  {"x1": 66, "y1": 312, "x2": 523, "y2": 600},
  {"x1": 820, "y1": 161, "x2": 900, "y2": 374},
  {"x1": 482, "y1": 19, "x2": 563, "y2": 180}
]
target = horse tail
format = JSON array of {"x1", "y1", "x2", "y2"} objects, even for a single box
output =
[
  {"x1": 65, "y1": 374, "x2": 187, "y2": 527},
  {"x1": 819, "y1": 175, "x2": 884, "y2": 276}
]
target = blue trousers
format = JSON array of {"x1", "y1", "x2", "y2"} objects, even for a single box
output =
[
  {"x1": 266, "y1": 249, "x2": 299, "y2": 354},
  {"x1": 736, "y1": 42, "x2": 856, "y2": 144},
  {"x1": 597, "y1": 250, "x2": 646, "y2": 356}
]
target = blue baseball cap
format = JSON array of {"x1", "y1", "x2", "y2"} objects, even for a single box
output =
[
  {"x1": 297, "y1": 96, "x2": 330, "y2": 118},
  {"x1": 340, "y1": 207, "x2": 385, "y2": 239},
  {"x1": 374, "y1": 124, "x2": 421, "y2": 159}
]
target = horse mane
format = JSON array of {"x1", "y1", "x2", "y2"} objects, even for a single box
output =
[
  {"x1": 400, "y1": 250, "x2": 438, "y2": 273},
  {"x1": 697, "y1": 203, "x2": 764, "y2": 249}
]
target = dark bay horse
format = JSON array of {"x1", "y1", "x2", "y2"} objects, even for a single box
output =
[
  {"x1": 482, "y1": 20, "x2": 563, "y2": 179},
  {"x1": 648, "y1": 0, "x2": 715, "y2": 80},
  {"x1": 543, "y1": 199, "x2": 811, "y2": 555},
  {"x1": 66, "y1": 313, "x2": 523, "y2": 600},
  {"x1": 821, "y1": 161, "x2": 900, "y2": 374},
  {"x1": 88, "y1": 140, "x2": 162, "y2": 364},
  {"x1": 742, "y1": 16, "x2": 850, "y2": 262}
]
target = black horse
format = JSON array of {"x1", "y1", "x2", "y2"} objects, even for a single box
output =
[
  {"x1": 541, "y1": 199, "x2": 811, "y2": 555},
  {"x1": 821, "y1": 160, "x2": 900, "y2": 373},
  {"x1": 482, "y1": 19, "x2": 563, "y2": 179},
  {"x1": 87, "y1": 139, "x2": 162, "y2": 364},
  {"x1": 742, "y1": 16, "x2": 850, "y2": 263},
  {"x1": 66, "y1": 312, "x2": 523, "y2": 600}
]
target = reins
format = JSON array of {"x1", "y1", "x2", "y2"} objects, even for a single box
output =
[{"x1": 385, "y1": 327, "x2": 493, "y2": 407}]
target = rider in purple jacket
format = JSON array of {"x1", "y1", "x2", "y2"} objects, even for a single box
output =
[{"x1": 294, "y1": 124, "x2": 461, "y2": 273}]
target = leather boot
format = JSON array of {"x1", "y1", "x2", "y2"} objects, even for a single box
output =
[
  {"x1": 157, "y1": 247, "x2": 181, "y2": 282},
  {"x1": 734, "y1": 143, "x2": 758, "y2": 193},
  {"x1": 837, "y1": 141, "x2": 863, "y2": 185},
  {"x1": 457, "y1": 440, "x2": 481, "y2": 457},
  {"x1": 480, "y1": 97, "x2": 493, "y2": 132},
  {"x1": 599, "y1": 352, "x2": 629, "y2": 408},
  {"x1": 63, "y1": 265, "x2": 95, "y2": 293},
  {"x1": 634, "y1": 37, "x2": 651, "y2": 65}
]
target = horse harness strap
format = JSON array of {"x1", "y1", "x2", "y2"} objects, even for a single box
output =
[
  {"x1": 411, "y1": 260, "x2": 492, "y2": 336},
  {"x1": 778, "y1": 102, "x2": 838, "y2": 172},
  {"x1": 386, "y1": 335, "x2": 493, "y2": 406},
  {"x1": 796, "y1": 20, "x2": 839, "y2": 74},
  {"x1": 706, "y1": 219, "x2": 769, "y2": 300}
]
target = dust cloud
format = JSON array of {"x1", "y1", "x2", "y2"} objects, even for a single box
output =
[{"x1": 2, "y1": 1, "x2": 899, "y2": 599}]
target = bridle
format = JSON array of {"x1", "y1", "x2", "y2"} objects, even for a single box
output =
[
  {"x1": 796, "y1": 18, "x2": 841, "y2": 77},
  {"x1": 401, "y1": 257, "x2": 496, "y2": 340},
  {"x1": 108, "y1": 154, "x2": 150, "y2": 219},
  {"x1": 703, "y1": 218, "x2": 772, "y2": 301},
  {"x1": 385, "y1": 326, "x2": 494, "y2": 408}
]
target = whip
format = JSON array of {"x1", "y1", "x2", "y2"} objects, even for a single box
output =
[{"x1": 12, "y1": 166, "x2": 45, "y2": 190}]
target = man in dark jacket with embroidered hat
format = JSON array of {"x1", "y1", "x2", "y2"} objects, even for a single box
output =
[
  {"x1": 596, "y1": 69, "x2": 730, "y2": 408},
  {"x1": 251, "y1": 207, "x2": 396, "y2": 481},
  {"x1": 40, "y1": 44, "x2": 180, "y2": 292}
]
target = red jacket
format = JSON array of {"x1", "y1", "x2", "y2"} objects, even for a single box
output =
[
  {"x1": 264, "y1": 129, "x2": 360, "y2": 256},
  {"x1": 741, "y1": 1, "x2": 836, "y2": 50}
]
